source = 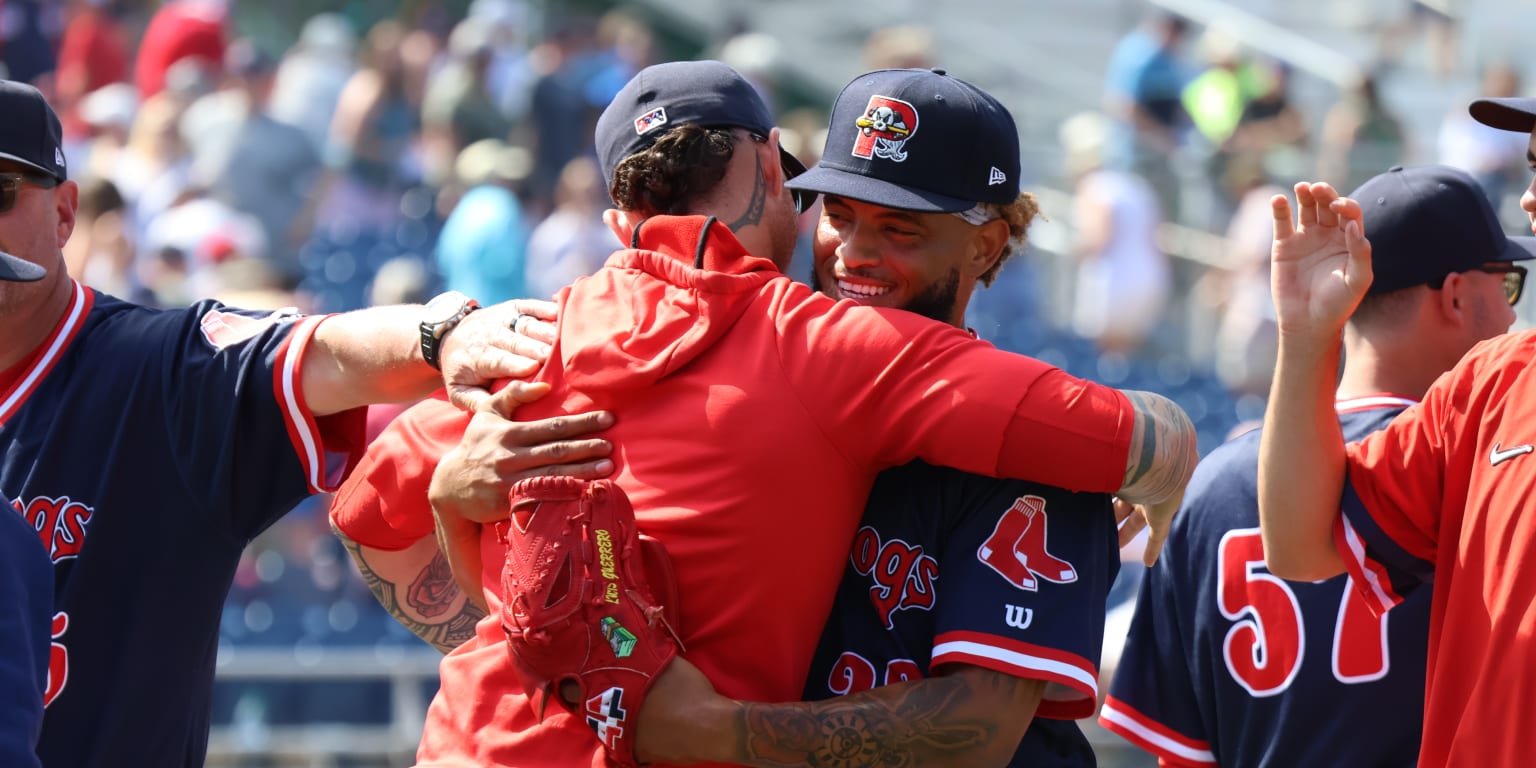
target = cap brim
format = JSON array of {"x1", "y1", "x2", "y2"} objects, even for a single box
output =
[
  {"x1": 0, "y1": 251, "x2": 44, "y2": 282},
  {"x1": 778, "y1": 147, "x2": 816, "y2": 214},
  {"x1": 1502, "y1": 235, "x2": 1536, "y2": 263},
  {"x1": 0, "y1": 151, "x2": 60, "y2": 181},
  {"x1": 787, "y1": 165, "x2": 973, "y2": 213},
  {"x1": 1469, "y1": 98, "x2": 1536, "y2": 133}
]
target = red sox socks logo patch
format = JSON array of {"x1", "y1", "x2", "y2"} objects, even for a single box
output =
[
  {"x1": 849, "y1": 526, "x2": 938, "y2": 629},
  {"x1": 585, "y1": 686, "x2": 629, "y2": 750},
  {"x1": 977, "y1": 495, "x2": 1077, "y2": 591}
]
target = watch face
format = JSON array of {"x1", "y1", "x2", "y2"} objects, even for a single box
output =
[{"x1": 424, "y1": 292, "x2": 467, "y2": 325}]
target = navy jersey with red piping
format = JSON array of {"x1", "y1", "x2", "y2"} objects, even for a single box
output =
[
  {"x1": 804, "y1": 460, "x2": 1117, "y2": 767},
  {"x1": 0, "y1": 484, "x2": 49, "y2": 768},
  {"x1": 1, "y1": 284, "x2": 366, "y2": 768},
  {"x1": 1100, "y1": 398, "x2": 1429, "y2": 768}
]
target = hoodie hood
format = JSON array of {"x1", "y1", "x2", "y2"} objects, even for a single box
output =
[{"x1": 551, "y1": 215, "x2": 786, "y2": 392}]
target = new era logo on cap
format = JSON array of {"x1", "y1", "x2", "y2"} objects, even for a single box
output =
[{"x1": 988, "y1": 167, "x2": 1007, "y2": 186}]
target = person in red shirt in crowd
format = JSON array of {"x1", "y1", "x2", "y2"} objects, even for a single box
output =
[
  {"x1": 1259, "y1": 95, "x2": 1536, "y2": 767},
  {"x1": 133, "y1": 0, "x2": 227, "y2": 99},
  {"x1": 331, "y1": 60, "x2": 1197, "y2": 767},
  {"x1": 54, "y1": 0, "x2": 132, "y2": 142}
]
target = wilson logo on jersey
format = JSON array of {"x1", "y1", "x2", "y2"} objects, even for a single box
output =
[
  {"x1": 15, "y1": 496, "x2": 94, "y2": 563},
  {"x1": 198, "y1": 309, "x2": 292, "y2": 350},
  {"x1": 977, "y1": 495, "x2": 1077, "y2": 592},
  {"x1": 584, "y1": 686, "x2": 628, "y2": 750},
  {"x1": 849, "y1": 526, "x2": 938, "y2": 629}
]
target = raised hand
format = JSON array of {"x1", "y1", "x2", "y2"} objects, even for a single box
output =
[{"x1": 1270, "y1": 182, "x2": 1373, "y2": 343}]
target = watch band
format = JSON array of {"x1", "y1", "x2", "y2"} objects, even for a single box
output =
[{"x1": 419, "y1": 293, "x2": 481, "y2": 370}]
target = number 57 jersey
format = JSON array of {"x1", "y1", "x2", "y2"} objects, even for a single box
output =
[{"x1": 1100, "y1": 399, "x2": 1431, "y2": 768}]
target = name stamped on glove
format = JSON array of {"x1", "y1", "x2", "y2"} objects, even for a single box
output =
[{"x1": 596, "y1": 528, "x2": 621, "y2": 603}]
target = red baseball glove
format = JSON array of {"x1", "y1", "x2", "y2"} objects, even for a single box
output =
[{"x1": 499, "y1": 476, "x2": 682, "y2": 766}]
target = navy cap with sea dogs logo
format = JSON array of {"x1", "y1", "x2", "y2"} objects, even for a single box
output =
[{"x1": 788, "y1": 68, "x2": 1021, "y2": 213}]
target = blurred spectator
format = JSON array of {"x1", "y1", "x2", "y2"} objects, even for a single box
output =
[
  {"x1": 716, "y1": 31, "x2": 783, "y2": 114},
  {"x1": 525, "y1": 18, "x2": 598, "y2": 211},
  {"x1": 434, "y1": 138, "x2": 531, "y2": 304},
  {"x1": 133, "y1": 0, "x2": 227, "y2": 99},
  {"x1": 1225, "y1": 59, "x2": 1308, "y2": 171},
  {"x1": 319, "y1": 19, "x2": 420, "y2": 238},
  {"x1": 1317, "y1": 72, "x2": 1405, "y2": 194},
  {"x1": 54, "y1": 0, "x2": 131, "y2": 146},
  {"x1": 1061, "y1": 111, "x2": 1170, "y2": 355},
  {"x1": 116, "y1": 91, "x2": 195, "y2": 242},
  {"x1": 369, "y1": 256, "x2": 434, "y2": 307},
  {"x1": 143, "y1": 189, "x2": 268, "y2": 293},
  {"x1": 421, "y1": 17, "x2": 514, "y2": 187},
  {"x1": 862, "y1": 24, "x2": 934, "y2": 70},
  {"x1": 62, "y1": 176, "x2": 134, "y2": 299},
  {"x1": 0, "y1": 0, "x2": 62, "y2": 86},
  {"x1": 524, "y1": 156, "x2": 611, "y2": 300},
  {"x1": 582, "y1": 9, "x2": 655, "y2": 109},
  {"x1": 1208, "y1": 161, "x2": 1284, "y2": 398},
  {"x1": 469, "y1": 0, "x2": 539, "y2": 123},
  {"x1": 1181, "y1": 28, "x2": 1251, "y2": 151},
  {"x1": 73, "y1": 82, "x2": 137, "y2": 182},
  {"x1": 1438, "y1": 61, "x2": 1529, "y2": 211},
  {"x1": 1103, "y1": 11, "x2": 1193, "y2": 220},
  {"x1": 268, "y1": 13, "x2": 357, "y2": 154},
  {"x1": 183, "y1": 39, "x2": 322, "y2": 280}
]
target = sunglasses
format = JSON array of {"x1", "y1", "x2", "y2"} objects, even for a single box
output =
[
  {"x1": 0, "y1": 171, "x2": 60, "y2": 215},
  {"x1": 1428, "y1": 263, "x2": 1528, "y2": 306}
]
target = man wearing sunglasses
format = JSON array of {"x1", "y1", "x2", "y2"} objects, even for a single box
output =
[
  {"x1": 1104, "y1": 163, "x2": 1529, "y2": 768},
  {"x1": 1259, "y1": 154, "x2": 1536, "y2": 762},
  {"x1": 0, "y1": 78, "x2": 613, "y2": 768}
]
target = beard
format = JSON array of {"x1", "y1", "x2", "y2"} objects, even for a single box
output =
[{"x1": 813, "y1": 265, "x2": 961, "y2": 324}]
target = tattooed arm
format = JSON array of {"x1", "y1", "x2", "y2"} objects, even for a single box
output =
[
  {"x1": 1111, "y1": 390, "x2": 1198, "y2": 566},
  {"x1": 332, "y1": 521, "x2": 485, "y2": 653},
  {"x1": 637, "y1": 660, "x2": 1043, "y2": 768}
]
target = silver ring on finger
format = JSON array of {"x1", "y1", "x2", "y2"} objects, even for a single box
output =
[{"x1": 512, "y1": 313, "x2": 535, "y2": 334}]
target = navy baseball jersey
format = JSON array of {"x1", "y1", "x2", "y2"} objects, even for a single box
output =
[
  {"x1": 1100, "y1": 397, "x2": 1430, "y2": 767},
  {"x1": 1, "y1": 483, "x2": 49, "y2": 768},
  {"x1": 2, "y1": 283, "x2": 365, "y2": 767},
  {"x1": 804, "y1": 459, "x2": 1118, "y2": 767}
]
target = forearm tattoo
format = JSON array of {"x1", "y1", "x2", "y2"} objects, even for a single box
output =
[
  {"x1": 732, "y1": 674, "x2": 1003, "y2": 767},
  {"x1": 1120, "y1": 389, "x2": 1199, "y2": 505},
  {"x1": 334, "y1": 524, "x2": 486, "y2": 654}
]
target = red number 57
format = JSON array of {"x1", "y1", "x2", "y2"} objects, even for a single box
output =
[{"x1": 1217, "y1": 529, "x2": 1389, "y2": 696}]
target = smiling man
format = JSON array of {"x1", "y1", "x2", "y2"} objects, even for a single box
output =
[{"x1": 634, "y1": 67, "x2": 1127, "y2": 768}]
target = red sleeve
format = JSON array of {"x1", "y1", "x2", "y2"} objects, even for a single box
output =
[
  {"x1": 780, "y1": 293, "x2": 1133, "y2": 493},
  {"x1": 330, "y1": 396, "x2": 469, "y2": 550}
]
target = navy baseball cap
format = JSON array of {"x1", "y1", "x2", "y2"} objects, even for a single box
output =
[
  {"x1": 0, "y1": 251, "x2": 44, "y2": 282},
  {"x1": 787, "y1": 68, "x2": 1020, "y2": 213},
  {"x1": 1353, "y1": 165, "x2": 1536, "y2": 295},
  {"x1": 1468, "y1": 97, "x2": 1536, "y2": 133},
  {"x1": 594, "y1": 60, "x2": 812, "y2": 213},
  {"x1": 0, "y1": 80, "x2": 66, "y2": 182}
]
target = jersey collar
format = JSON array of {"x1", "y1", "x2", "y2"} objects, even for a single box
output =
[
  {"x1": 0, "y1": 280, "x2": 93, "y2": 426},
  {"x1": 1335, "y1": 394, "x2": 1418, "y2": 413}
]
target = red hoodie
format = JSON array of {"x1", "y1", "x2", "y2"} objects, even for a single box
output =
[{"x1": 334, "y1": 215, "x2": 1135, "y2": 766}]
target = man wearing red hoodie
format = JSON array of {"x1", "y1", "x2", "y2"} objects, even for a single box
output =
[{"x1": 332, "y1": 60, "x2": 1198, "y2": 767}]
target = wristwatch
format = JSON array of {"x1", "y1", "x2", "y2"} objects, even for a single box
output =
[{"x1": 419, "y1": 291, "x2": 481, "y2": 370}]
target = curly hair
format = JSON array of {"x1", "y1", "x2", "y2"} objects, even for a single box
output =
[
  {"x1": 609, "y1": 124, "x2": 739, "y2": 216},
  {"x1": 979, "y1": 190, "x2": 1042, "y2": 286}
]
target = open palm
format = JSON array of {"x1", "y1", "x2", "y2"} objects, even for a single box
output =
[{"x1": 1270, "y1": 182, "x2": 1374, "y2": 338}]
